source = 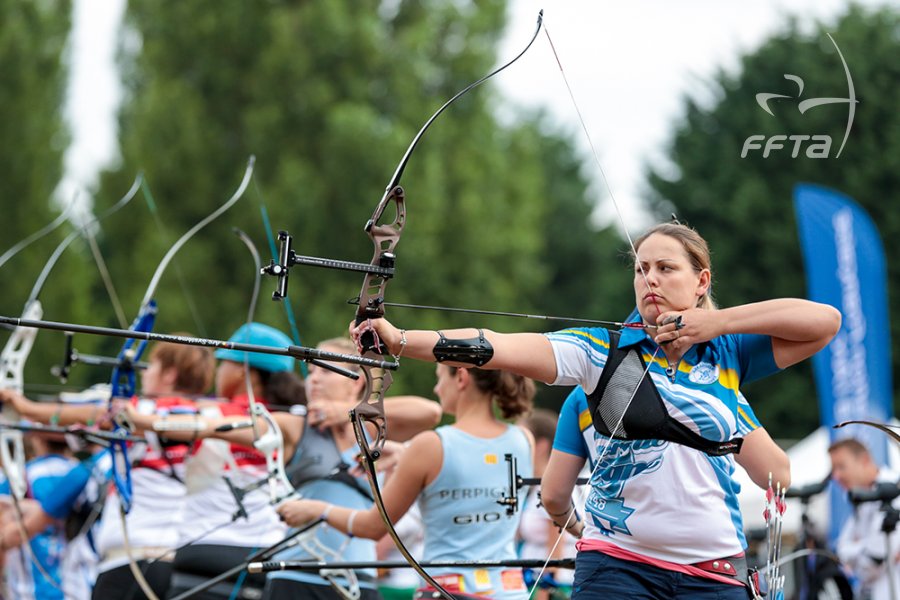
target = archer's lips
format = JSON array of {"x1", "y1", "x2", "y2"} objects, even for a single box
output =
[{"x1": 644, "y1": 293, "x2": 662, "y2": 303}]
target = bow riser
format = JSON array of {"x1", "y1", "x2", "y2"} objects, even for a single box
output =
[{"x1": 0, "y1": 301, "x2": 43, "y2": 396}]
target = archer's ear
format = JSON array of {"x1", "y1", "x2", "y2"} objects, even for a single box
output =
[
  {"x1": 696, "y1": 269, "x2": 711, "y2": 297},
  {"x1": 161, "y1": 366, "x2": 179, "y2": 388},
  {"x1": 455, "y1": 366, "x2": 471, "y2": 390}
]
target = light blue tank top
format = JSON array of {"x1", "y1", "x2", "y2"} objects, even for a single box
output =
[{"x1": 419, "y1": 424, "x2": 532, "y2": 599}]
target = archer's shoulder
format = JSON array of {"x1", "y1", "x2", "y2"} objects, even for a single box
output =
[
  {"x1": 561, "y1": 387, "x2": 589, "y2": 412},
  {"x1": 409, "y1": 429, "x2": 442, "y2": 453}
]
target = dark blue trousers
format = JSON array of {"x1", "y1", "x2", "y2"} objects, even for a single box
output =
[{"x1": 573, "y1": 551, "x2": 750, "y2": 599}]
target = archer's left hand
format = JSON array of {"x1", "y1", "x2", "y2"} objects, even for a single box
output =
[
  {"x1": 307, "y1": 398, "x2": 354, "y2": 431},
  {"x1": 277, "y1": 499, "x2": 327, "y2": 528}
]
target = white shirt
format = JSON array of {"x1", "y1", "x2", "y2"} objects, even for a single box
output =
[{"x1": 836, "y1": 469, "x2": 900, "y2": 600}]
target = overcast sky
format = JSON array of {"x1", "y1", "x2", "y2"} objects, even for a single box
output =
[
  {"x1": 496, "y1": 0, "x2": 891, "y2": 230},
  {"x1": 60, "y1": 0, "x2": 891, "y2": 228}
]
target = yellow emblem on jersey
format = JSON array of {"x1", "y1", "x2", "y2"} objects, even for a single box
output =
[{"x1": 484, "y1": 453, "x2": 498, "y2": 465}]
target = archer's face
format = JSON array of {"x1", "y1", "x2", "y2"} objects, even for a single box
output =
[
  {"x1": 215, "y1": 360, "x2": 245, "y2": 399},
  {"x1": 140, "y1": 358, "x2": 175, "y2": 396},
  {"x1": 633, "y1": 233, "x2": 709, "y2": 322},
  {"x1": 830, "y1": 448, "x2": 874, "y2": 490},
  {"x1": 432, "y1": 364, "x2": 458, "y2": 416},
  {"x1": 304, "y1": 345, "x2": 363, "y2": 403},
  {"x1": 140, "y1": 359, "x2": 164, "y2": 396}
]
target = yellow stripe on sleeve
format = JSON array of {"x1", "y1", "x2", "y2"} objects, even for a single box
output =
[{"x1": 578, "y1": 408, "x2": 592, "y2": 432}]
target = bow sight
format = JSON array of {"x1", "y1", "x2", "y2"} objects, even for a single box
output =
[{"x1": 261, "y1": 229, "x2": 397, "y2": 304}]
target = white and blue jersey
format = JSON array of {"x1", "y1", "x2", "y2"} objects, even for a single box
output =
[
  {"x1": 0, "y1": 454, "x2": 78, "y2": 600},
  {"x1": 547, "y1": 320, "x2": 777, "y2": 564},
  {"x1": 418, "y1": 425, "x2": 532, "y2": 599}
]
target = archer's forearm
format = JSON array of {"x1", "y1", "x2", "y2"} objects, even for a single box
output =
[{"x1": 719, "y1": 299, "x2": 841, "y2": 342}]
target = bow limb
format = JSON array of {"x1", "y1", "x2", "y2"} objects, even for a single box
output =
[
  {"x1": 140, "y1": 157, "x2": 255, "y2": 309},
  {"x1": 0, "y1": 193, "x2": 78, "y2": 271},
  {"x1": 99, "y1": 161, "x2": 255, "y2": 600},
  {"x1": 0, "y1": 175, "x2": 143, "y2": 399},
  {"x1": 834, "y1": 420, "x2": 900, "y2": 446},
  {"x1": 109, "y1": 158, "x2": 255, "y2": 406},
  {"x1": 106, "y1": 157, "x2": 255, "y2": 403},
  {"x1": 350, "y1": 10, "x2": 544, "y2": 454}
]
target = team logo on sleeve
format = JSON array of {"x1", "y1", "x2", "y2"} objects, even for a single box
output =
[{"x1": 688, "y1": 362, "x2": 719, "y2": 385}]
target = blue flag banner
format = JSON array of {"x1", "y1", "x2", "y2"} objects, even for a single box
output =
[{"x1": 793, "y1": 183, "x2": 893, "y2": 542}]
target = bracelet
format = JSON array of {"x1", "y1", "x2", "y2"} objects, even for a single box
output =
[
  {"x1": 50, "y1": 405, "x2": 63, "y2": 426},
  {"x1": 346, "y1": 510, "x2": 358, "y2": 538},
  {"x1": 394, "y1": 329, "x2": 408, "y2": 361},
  {"x1": 86, "y1": 404, "x2": 102, "y2": 427},
  {"x1": 320, "y1": 504, "x2": 333, "y2": 524}
]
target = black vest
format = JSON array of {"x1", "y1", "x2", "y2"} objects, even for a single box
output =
[{"x1": 586, "y1": 330, "x2": 743, "y2": 456}]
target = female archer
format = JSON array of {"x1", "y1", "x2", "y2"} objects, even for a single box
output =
[
  {"x1": 0, "y1": 339, "x2": 216, "y2": 600},
  {"x1": 128, "y1": 334, "x2": 440, "y2": 600},
  {"x1": 341, "y1": 222, "x2": 840, "y2": 599},
  {"x1": 278, "y1": 365, "x2": 536, "y2": 600}
]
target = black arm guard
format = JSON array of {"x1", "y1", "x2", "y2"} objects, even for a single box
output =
[{"x1": 432, "y1": 329, "x2": 494, "y2": 367}]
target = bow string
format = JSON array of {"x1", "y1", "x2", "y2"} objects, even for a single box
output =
[{"x1": 525, "y1": 21, "x2": 675, "y2": 595}]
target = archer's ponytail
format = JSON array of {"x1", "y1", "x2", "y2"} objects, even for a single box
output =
[{"x1": 461, "y1": 368, "x2": 535, "y2": 420}]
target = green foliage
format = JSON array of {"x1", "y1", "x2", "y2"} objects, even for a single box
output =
[
  {"x1": 0, "y1": 1, "x2": 102, "y2": 391},
  {"x1": 95, "y1": 0, "x2": 621, "y2": 405},
  {"x1": 646, "y1": 5, "x2": 900, "y2": 437}
]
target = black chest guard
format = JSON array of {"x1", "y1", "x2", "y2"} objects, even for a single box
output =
[{"x1": 586, "y1": 330, "x2": 743, "y2": 456}]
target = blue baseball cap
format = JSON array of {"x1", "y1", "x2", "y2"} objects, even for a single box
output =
[{"x1": 214, "y1": 322, "x2": 294, "y2": 373}]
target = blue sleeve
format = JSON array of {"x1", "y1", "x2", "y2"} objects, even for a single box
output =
[
  {"x1": 552, "y1": 388, "x2": 589, "y2": 458},
  {"x1": 35, "y1": 458, "x2": 99, "y2": 520},
  {"x1": 0, "y1": 479, "x2": 8, "y2": 495},
  {"x1": 735, "y1": 333, "x2": 780, "y2": 384}
]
